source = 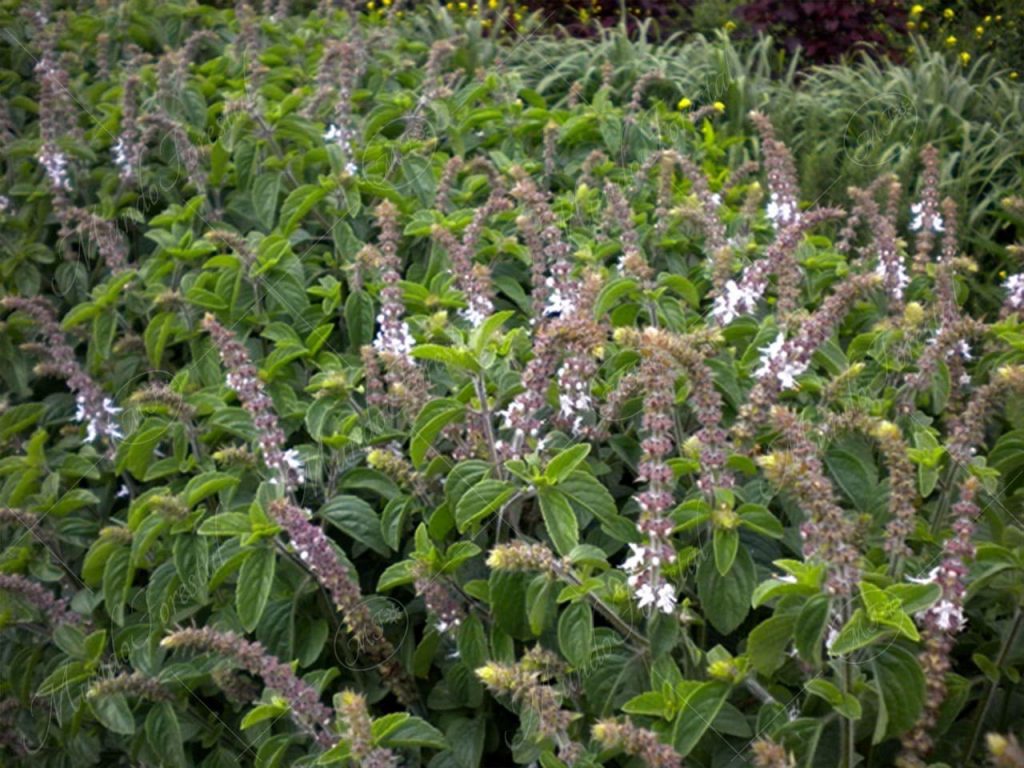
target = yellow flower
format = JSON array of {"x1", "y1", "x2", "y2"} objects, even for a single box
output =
[
  {"x1": 724, "y1": 20, "x2": 736, "y2": 31},
  {"x1": 366, "y1": 0, "x2": 374, "y2": 7},
  {"x1": 1011, "y1": 71, "x2": 1020, "y2": 80},
  {"x1": 381, "y1": 0, "x2": 391, "y2": 5},
  {"x1": 907, "y1": 20, "x2": 916, "y2": 30},
  {"x1": 960, "y1": 51, "x2": 971, "y2": 65},
  {"x1": 984, "y1": 15, "x2": 992, "y2": 22},
  {"x1": 713, "y1": 101, "x2": 726, "y2": 112},
  {"x1": 943, "y1": 7, "x2": 954, "y2": 19},
  {"x1": 910, "y1": 4, "x2": 923, "y2": 15},
  {"x1": 945, "y1": 35, "x2": 957, "y2": 45},
  {"x1": 677, "y1": 97, "x2": 692, "y2": 110},
  {"x1": 976, "y1": 25, "x2": 984, "y2": 35},
  {"x1": 458, "y1": 1, "x2": 467, "y2": 10},
  {"x1": 488, "y1": 0, "x2": 497, "y2": 7}
]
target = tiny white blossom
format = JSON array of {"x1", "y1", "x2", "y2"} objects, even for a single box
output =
[
  {"x1": 1004, "y1": 273, "x2": 1024, "y2": 309},
  {"x1": 655, "y1": 583, "x2": 677, "y2": 614},
  {"x1": 754, "y1": 333, "x2": 806, "y2": 390},
  {"x1": 765, "y1": 193, "x2": 797, "y2": 226},
  {"x1": 930, "y1": 599, "x2": 966, "y2": 632},
  {"x1": 711, "y1": 279, "x2": 761, "y2": 324},
  {"x1": 116, "y1": 484, "x2": 130, "y2": 499},
  {"x1": 543, "y1": 286, "x2": 576, "y2": 317}
]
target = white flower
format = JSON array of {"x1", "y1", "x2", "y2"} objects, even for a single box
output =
[
  {"x1": 907, "y1": 567, "x2": 940, "y2": 585},
  {"x1": 766, "y1": 193, "x2": 797, "y2": 226},
  {"x1": 825, "y1": 626, "x2": 839, "y2": 652},
  {"x1": 709, "y1": 192, "x2": 721, "y2": 206},
  {"x1": 543, "y1": 286, "x2": 576, "y2": 317},
  {"x1": 344, "y1": 161, "x2": 358, "y2": 175},
  {"x1": 373, "y1": 318, "x2": 415, "y2": 361},
  {"x1": 909, "y1": 202, "x2": 924, "y2": 232},
  {"x1": 1004, "y1": 273, "x2": 1024, "y2": 308},
  {"x1": 0, "y1": 194, "x2": 9, "y2": 213},
  {"x1": 112, "y1": 136, "x2": 132, "y2": 179},
  {"x1": 323, "y1": 124, "x2": 347, "y2": 144},
  {"x1": 711, "y1": 279, "x2": 761, "y2": 324},
  {"x1": 622, "y1": 543, "x2": 646, "y2": 574},
  {"x1": 38, "y1": 145, "x2": 71, "y2": 191},
  {"x1": 754, "y1": 333, "x2": 806, "y2": 390},
  {"x1": 634, "y1": 582, "x2": 656, "y2": 609},
  {"x1": 930, "y1": 599, "x2": 966, "y2": 632},
  {"x1": 283, "y1": 448, "x2": 305, "y2": 484},
  {"x1": 874, "y1": 252, "x2": 909, "y2": 301},
  {"x1": 909, "y1": 201, "x2": 944, "y2": 233},
  {"x1": 655, "y1": 583, "x2": 677, "y2": 614},
  {"x1": 116, "y1": 484, "x2": 130, "y2": 499}
]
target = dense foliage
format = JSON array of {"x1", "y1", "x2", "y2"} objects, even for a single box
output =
[
  {"x1": 1, "y1": 2, "x2": 1024, "y2": 768},
  {"x1": 737, "y1": 0, "x2": 906, "y2": 63}
]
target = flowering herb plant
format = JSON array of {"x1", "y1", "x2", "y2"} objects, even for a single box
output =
[{"x1": 1, "y1": 2, "x2": 1023, "y2": 768}]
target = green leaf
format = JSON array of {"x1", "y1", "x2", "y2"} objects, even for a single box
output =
[
  {"x1": 795, "y1": 594, "x2": 830, "y2": 666},
  {"x1": 455, "y1": 478, "x2": 515, "y2": 533},
  {"x1": 829, "y1": 609, "x2": 889, "y2": 656},
  {"x1": 557, "y1": 602, "x2": 593, "y2": 668},
  {"x1": 410, "y1": 398, "x2": 464, "y2": 468},
  {"x1": 198, "y1": 513, "x2": 251, "y2": 537},
  {"x1": 672, "y1": 681, "x2": 730, "y2": 756},
  {"x1": 545, "y1": 444, "x2": 591, "y2": 484},
  {"x1": 737, "y1": 503, "x2": 784, "y2": 538},
  {"x1": 559, "y1": 471, "x2": 638, "y2": 543},
  {"x1": 252, "y1": 173, "x2": 282, "y2": 227},
  {"x1": 712, "y1": 527, "x2": 739, "y2": 575},
  {"x1": 91, "y1": 692, "x2": 136, "y2": 735},
  {"x1": 185, "y1": 472, "x2": 239, "y2": 507},
  {"x1": 241, "y1": 701, "x2": 288, "y2": 729},
  {"x1": 145, "y1": 702, "x2": 186, "y2": 768},
  {"x1": 805, "y1": 679, "x2": 862, "y2": 720},
  {"x1": 237, "y1": 547, "x2": 276, "y2": 632},
  {"x1": 379, "y1": 715, "x2": 447, "y2": 749},
  {"x1": 536, "y1": 486, "x2": 579, "y2": 556},
  {"x1": 321, "y1": 495, "x2": 390, "y2": 556},
  {"x1": 748, "y1": 614, "x2": 796, "y2": 675},
  {"x1": 871, "y1": 645, "x2": 925, "y2": 743},
  {"x1": 697, "y1": 546, "x2": 754, "y2": 634},
  {"x1": 623, "y1": 691, "x2": 670, "y2": 719}
]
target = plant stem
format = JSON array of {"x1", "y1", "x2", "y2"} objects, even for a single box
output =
[{"x1": 965, "y1": 605, "x2": 1024, "y2": 763}]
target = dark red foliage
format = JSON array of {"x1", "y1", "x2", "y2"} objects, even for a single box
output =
[
  {"x1": 520, "y1": 0, "x2": 692, "y2": 40},
  {"x1": 739, "y1": 0, "x2": 907, "y2": 63}
]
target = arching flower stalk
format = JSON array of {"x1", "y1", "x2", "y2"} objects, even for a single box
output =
[
  {"x1": 266, "y1": 499, "x2": 418, "y2": 705},
  {"x1": 87, "y1": 672, "x2": 172, "y2": 702},
  {"x1": 0, "y1": 573, "x2": 80, "y2": 626},
  {"x1": 160, "y1": 627, "x2": 333, "y2": 748},
  {"x1": 2, "y1": 296, "x2": 123, "y2": 448},
  {"x1": 758, "y1": 406, "x2": 861, "y2": 596},
  {"x1": 898, "y1": 477, "x2": 980, "y2": 765},
  {"x1": 750, "y1": 111, "x2": 800, "y2": 229},
  {"x1": 412, "y1": 562, "x2": 465, "y2": 635},
  {"x1": 910, "y1": 144, "x2": 944, "y2": 273},
  {"x1": 947, "y1": 365, "x2": 1024, "y2": 466},
  {"x1": 736, "y1": 271, "x2": 880, "y2": 436},
  {"x1": 366, "y1": 200, "x2": 430, "y2": 416},
  {"x1": 711, "y1": 207, "x2": 845, "y2": 325},
  {"x1": 431, "y1": 189, "x2": 512, "y2": 326},
  {"x1": 202, "y1": 314, "x2": 303, "y2": 490},
  {"x1": 510, "y1": 166, "x2": 575, "y2": 318},
  {"x1": 337, "y1": 691, "x2": 399, "y2": 767},
  {"x1": 476, "y1": 648, "x2": 584, "y2": 764},
  {"x1": 604, "y1": 180, "x2": 653, "y2": 287},
  {"x1": 609, "y1": 327, "x2": 726, "y2": 614},
  {"x1": 591, "y1": 718, "x2": 682, "y2": 768},
  {"x1": 828, "y1": 414, "x2": 917, "y2": 570}
]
